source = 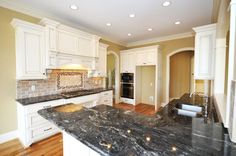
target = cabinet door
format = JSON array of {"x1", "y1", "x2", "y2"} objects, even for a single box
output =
[
  {"x1": 121, "y1": 52, "x2": 135, "y2": 73},
  {"x1": 97, "y1": 45, "x2": 107, "y2": 76},
  {"x1": 127, "y1": 53, "x2": 135, "y2": 72},
  {"x1": 57, "y1": 30, "x2": 78, "y2": 55},
  {"x1": 120, "y1": 53, "x2": 129, "y2": 73},
  {"x1": 136, "y1": 51, "x2": 156, "y2": 66},
  {"x1": 46, "y1": 27, "x2": 57, "y2": 51},
  {"x1": 146, "y1": 51, "x2": 157, "y2": 65},
  {"x1": 16, "y1": 26, "x2": 46, "y2": 80},
  {"x1": 136, "y1": 52, "x2": 146, "y2": 65},
  {"x1": 194, "y1": 31, "x2": 215, "y2": 79},
  {"x1": 78, "y1": 36, "x2": 94, "y2": 57}
]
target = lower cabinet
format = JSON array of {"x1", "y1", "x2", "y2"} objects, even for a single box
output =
[
  {"x1": 64, "y1": 91, "x2": 113, "y2": 107},
  {"x1": 17, "y1": 99, "x2": 65, "y2": 147},
  {"x1": 98, "y1": 91, "x2": 113, "y2": 106},
  {"x1": 64, "y1": 94, "x2": 99, "y2": 108}
]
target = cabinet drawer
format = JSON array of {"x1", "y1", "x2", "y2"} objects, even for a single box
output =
[
  {"x1": 26, "y1": 99, "x2": 64, "y2": 114},
  {"x1": 99, "y1": 97, "x2": 112, "y2": 105},
  {"x1": 30, "y1": 124, "x2": 58, "y2": 141},
  {"x1": 27, "y1": 113, "x2": 50, "y2": 128},
  {"x1": 100, "y1": 91, "x2": 112, "y2": 97}
]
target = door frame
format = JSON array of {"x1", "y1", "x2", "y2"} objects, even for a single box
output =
[
  {"x1": 166, "y1": 47, "x2": 195, "y2": 104},
  {"x1": 107, "y1": 51, "x2": 120, "y2": 104}
]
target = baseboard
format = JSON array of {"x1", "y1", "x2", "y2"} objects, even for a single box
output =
[
  {"x1": 0, "y1": 130, "x2": 18, "y2": 144},
  {"x1": 161, "y1": 102, "x2": 168, "y2": 107}
]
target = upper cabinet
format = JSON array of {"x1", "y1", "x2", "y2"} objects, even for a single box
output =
[
  {"x1": 193, "y1": 24, "x2": 216, "y2": 80},
  {"x1": 57, "y1": 30, "x2": 79, "y2": 55},
  {"x1": 40, "y1": 18, "x2": 100, "y2": 69},
  {"x1": 136, "y1": 50, "x2": 157, "y2": 66},
  {"x1": 96, "y1": 43, "x2": 109, "y2": 77},
  {"x1": 120, "y1": 52, "x2": 135, "y2": 73},
  {"x1": 40, "y1": 19, "x2": 100, "y2": 58},
  {"x1": 120, "y1": 46, "x2": 160, "y2": 73},
  {"x1": 11, "y1": 19, "x2": 46, "y2": 80},
  {"x1": 12, "y1": 18, "x2": 102, "y2": 80}
]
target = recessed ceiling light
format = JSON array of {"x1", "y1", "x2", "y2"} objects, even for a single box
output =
[
  {"x1": 129, "y1": 14, "x2": 135, "y2": 18},
  {"x1": 70, "y1": 4, "x2": 78, "y2": 10},
  {"x1": 175, "y1": 21, "x2": 181, "y2": 25},
  {"x1": 162, "y1": 1, "x2": 171, "y2": 7},
  {"x1": 106, "y1": 23, "x2": 112, "y2": 26},
  {"x1": 128, "y1": 33, "x2": 132, "y2": 36},
  {"x1": 148, "y1": 28, "x2": 153, "y2": 31}
]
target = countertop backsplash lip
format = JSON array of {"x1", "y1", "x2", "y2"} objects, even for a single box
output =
[{"x1": 16, "y1": 69, "x2": 104, "y2": 99}]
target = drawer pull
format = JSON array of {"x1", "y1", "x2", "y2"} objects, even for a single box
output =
[
  {"x1": 43, "y1": 105, "x2": 51, "y2": 109},
  {"x1": 44, "y1": 127, "x2": 52, "y2": 132}
]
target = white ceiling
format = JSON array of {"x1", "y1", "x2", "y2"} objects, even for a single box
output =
[{"x1": 1, "y1": 0, "x2": 213, "y2": 46}]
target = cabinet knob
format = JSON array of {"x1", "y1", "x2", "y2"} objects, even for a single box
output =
[
  {"x1": 43, "y1": 73, "x2": 46, "y2": 75},
  {"x1": 143, "y1": 63, "x2": 146, "y2": 65}
]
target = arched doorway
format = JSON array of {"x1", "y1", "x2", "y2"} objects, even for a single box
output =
[
  {"x1": 166, "y1": 47, "x2": 195, "y2": 103},
  {"x1": 107, "y1": 51, "x2": 120, "y2": 104},
  {"x1": 169, "y1": 51, "x2": 194, "y2": 99}
]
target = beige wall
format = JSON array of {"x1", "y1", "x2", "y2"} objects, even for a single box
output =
[
  {"x1": 141, "y1": 66, "x2": 155, "y2": 105},
  {"x1": 107, "y1": 54, "x2": 116, "y2": 87},
  {"x1": 128, "y1": 37, "x2": 195, "y2": 104},
  {"x1": 0, "y1": 7, "x2": 127, "y2": 135},
  {"x1": 0, "y1": 7, "x2": 40, "y2": 134},
  {"x1": 100, "y1": 39, "x2": 127, "y2": 55},
  {"x1": 170, "y1": 51, "x2": 194, "y2": 98}
]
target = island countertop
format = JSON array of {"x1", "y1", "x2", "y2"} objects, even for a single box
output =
[{"x1": 38, "y1": 96, "x2": 236, "y2": 156}]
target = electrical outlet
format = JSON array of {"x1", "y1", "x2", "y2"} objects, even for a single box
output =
[
  {"x1": 31, "y1": 85, "x2": 36, "y2": 91},
  {"x1": 149, "y1": 96, "x2": 154, "y2": 102}
]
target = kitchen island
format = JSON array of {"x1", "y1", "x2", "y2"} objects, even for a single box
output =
[{"x1": 38, "y1": 94, "x2": 236, "y2": 156}]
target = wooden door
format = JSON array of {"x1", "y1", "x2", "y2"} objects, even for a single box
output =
[{"x1": 170, "y1": 51, "x2": 194, "y2": 98}]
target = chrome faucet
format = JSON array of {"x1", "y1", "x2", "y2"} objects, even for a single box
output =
[
  {"x1": 189, "y1": 92, "x2": 206, "y2": 98},
  {"x1": 189, "y1": 92, "x2": 199, "y2": 98}
]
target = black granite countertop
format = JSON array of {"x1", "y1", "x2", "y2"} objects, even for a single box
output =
[
  {"x1": 38, "y1": 94, "x2": 236, "y2": 156},
  {"x1": 16, "y1": 88, "x2": 113, "y2": 106}
]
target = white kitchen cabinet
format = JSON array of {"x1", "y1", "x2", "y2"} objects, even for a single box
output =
[
  {"x1": 57, "y1": 30, "x2": 79, "y2": 55},
  {"x1": 65, "y1": 90, "x2": 113, "y2": 107},
  {"x1": 120, "y1": 52, "x2": 135, "y2": 73},
  {"x1": 193, "y1": 24, "x2": 216, "y2": 80},
  {"x1": 120, "y1": 46, "x2": 161, "y2": 111},
  {"x1": 136, "y1": 50, "x2": 157, "y2": 66},
  {"x1": 11, "y1": 19, "x2": 46, "y2": 80},
  {"x1": 17, "y1": 99, "x2": 65, "y2": 147},
  {"x1": 98, "y1": 90, "x2": 113, "y2": 106},
  {"x1": 95, "y1": 43, "x2": 109, "y2": 77},
  {"x1": 40, "y1": 18, "x2": 101, "y2": 69},
  {"x1": 78, "y1": 36, "x2": 94, "y2": 57},
  {"x1": 65, "y1": 94, "x2": 99, "y2": 108}
]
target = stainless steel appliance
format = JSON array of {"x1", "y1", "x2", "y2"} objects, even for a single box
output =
[
  {"x1": 121, "y1": 73, "x2": 134, "y2": 83},
  {"x1": 120, "y1": 73, "x2": 134, "y2": 99}
]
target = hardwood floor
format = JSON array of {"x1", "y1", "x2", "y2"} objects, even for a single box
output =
[
  {"x1": 114, "y1": 103, "x2": 156, "y2": 116},
  {"x1": 0, "y1": 103, "x2": 155, "y2": 156},
  {"x1": 0, "y1": 133, "x2": 63, "y2": 156}
]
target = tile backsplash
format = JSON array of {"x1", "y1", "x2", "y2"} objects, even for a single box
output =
[{"x1": 17, "y1": 69, "x2": 104, "y2": 99}]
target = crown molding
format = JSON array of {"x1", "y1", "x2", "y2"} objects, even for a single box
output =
[
  {"x1": 126, "y1": 32, "x2": 194, "y2": 47},
  {"x1": 0, "y1": 0, "x2": 197, "y2": 48},
  {"x1": 0, "y1": 0, "x2": 126, "y2": 46}
]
